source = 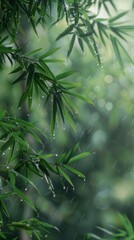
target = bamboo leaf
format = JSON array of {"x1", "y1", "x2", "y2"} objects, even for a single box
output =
[
  {"x1": 67, "y1": 34, "x2": 76, "y2": 57},
  {"x1": 56, "y1": 70, "x2": 76, "y2": 80},
  {"x1": 39, "y1": 48, "x2": 60, "y2": 59},
  {"x1": 56, "y1": 24, "x2": 74, "y2": 40},
  {"x1": 12, "y1": 72, "x2": 27, "y2": 84},
  {"x1": 26, "y1": 48, "x2": 42, "y2": 56},
  {"x1": 69, "y1": 152, "x2": 92, "y2": 163},
  {"x1": 117, "y1": 39, "x2": 134, "y2": 64},
  {"x1": 64, "y1": 90, "x2": 94, "y2": 105},
  {"x1": 1, "y1": 136, "x2": 14, "y2": 152},
  {"x1": 109, "y1": 11, "x2": 128, "y2": 23},
  {"x1": 64, "y1": 109, "x2": 76, "y2": 132},
  {"x1": 9, "y1": 66, "x2": 22, "y2": 74},
  {"x1": 110, "y1": 35, "x2": 124, "y2": 69},
  {"x1": 18, "y1": 90, "x2": 29, "y2": 108},
  {"x1": 62, "y1": 165, "x2": 85, "y2": 179},
  {"x1": 51, "y1": 95, "x2": 57, "y2": 136},
  {"x1": 78, "y1": 37, "x2": 84, "y2": 52},
  {"x1": 9, "y1": 184, "x2": 37, "y2": 212},
  {"x1": 58, "y1": 166, "x2": 74, "y2": 187}
]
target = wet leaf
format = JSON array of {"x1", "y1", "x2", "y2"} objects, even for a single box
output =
[
  {"x1": 69, "y1": 152, "x2": 92, "y2": 163},
  {"x1": 58, "y1": 166, "x2": 74, "y2": 187}
]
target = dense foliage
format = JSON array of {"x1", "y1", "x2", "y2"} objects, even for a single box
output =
[{"x1": 0, "y1": 0, "x2": 134, "y2": 239}]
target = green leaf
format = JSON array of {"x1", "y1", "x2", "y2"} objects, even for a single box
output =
[
  {"x1": 67, "y1": 34, "x2": 76, "y2": 57},
  {"x1": 39, "y1": 60, "x2": 55, "y2": 80},
  {"x1": 110, "y1": 27, "x2": 126, "y2": 41},
  {"x1": 51, "y1": 95, "x2": 57, "y2": 136},
  {"x1": 115, "y1": 25, "x2": 134, "y2": 32},
  {"x1": 26, "y1": 48, "x2": 42, "y2": 56},
  {"x1": 56, "y1": 24, "x2": 74, "y2": 40},
  {"x1": 11, "y1": 170, "x2": 39, "y2": 192},
  {"x1": 11, "y1": 185, "x2": 37, "y2": 212},
  {"x1": 64, "y1": 109, "x2": 76, "y2": 132},
  {"x1": 18, "y1": 90, "x2": 29, "y2": 108},
  {"x1": 64, "y1": 91, "x2": 94, "y2": 105},
  {"x1": 9, "y1": 171, "x2": 16, "y2": 186},
  {"x1": 78, "y1": 37, "x2": 84, "y2": 52},
  {"x1": 117, "y1": 39, "x2": 134, "y2": 64},
  {"x1": 62, "y1": 165, "x2": 85, "y2": 179},
  {"x1": 8, "y1": 222, "x2": 33, "y2": 230},
  {"x1": 69, "y1": 152, "x2": 92, "y2": 163},
  {"x1": 0, "y1": 46, "x2": 15, "y2": 53},
  {"x1": 56, "y1": 93, "x2": 64, "y2": 123},
  {"x1": 109, "y1": 11, "x2": 128, "y2": 23},
  {"x1": 118, "y1": 213, "x2": 134, "y2": 236},
  {"x1": 1, "y1": 199, "x2": 9, "y2": 218},
  {"x1": 56, "y1": 70, "x2": 76, "y2": 80},
  {"x1": 57, "y1": 166, "x2": 74, "y2": 187},
  {"x1": 40, "y1": 159, "x2": 58, "y2": 174},
  {"x1": 39, "y1": 48, "x2": 60, "y2": 59},
  {"x1": 9, "y1": 66, "x2": 22, "y2": 74},
  {"x1": 12, "y1": 71, "x2": 27, "y2": 84},
  {"x1": 110, "y1": 35, "x2": 124, "y2": 69},
  {"x1": 1, "y1": 136, "x2": 14, "y2": 152},
  {"x1": 30, "y1": 18, "x2": 38, "y2": 35}
]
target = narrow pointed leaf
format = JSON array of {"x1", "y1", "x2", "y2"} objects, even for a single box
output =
[
  {"x1": 63, "y1": 165, "x2": 85, "y2": 179},
  {"x1": 69, "y1": 152, "x2": 92, "y2": 163},
  {"x1": 58, "y1": 166, "x2": 74, "y2": 187},
  {"x1": 56, "y1": 70, "x2": 76, "y2": 80},
  {"x1": 109, "y1": 11, "x2": 128, "y2": 23},
  {"x1": 39, "y1": 48, "x2": 60, "y2": 59},
  {"x1": 67, "y1": 34, "x2": 76, "y2": 57},
  {"x1": 56, "y1": 24, "x2": 74, "y2": 41}
]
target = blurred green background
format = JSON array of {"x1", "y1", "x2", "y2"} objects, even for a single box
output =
[{"x1": 1, "y1": 1, "x2": 134, "y2": 239}]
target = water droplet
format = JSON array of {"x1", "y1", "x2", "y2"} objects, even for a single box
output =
[
  {"x1": 72, "y1": 187, "x2": 75, "y2": 191},
  {"x1": 84, "y1": 178, "x2": 86, "y2": 182},
  {"x1": 20, "y1": 199, "x2": 23, "y2": 202},
  {"x1": 53, "y1": 194, "x2": 56, "y2": 198},
  {"x1": 63, "y1": 186, "x2": 66, "y2": 190},
  {"x1": 25, "y1": 188, "x2": 27, "y2": 191},
  {"x1": 56, "y1": 154, "x2": 58, "y2": 157},
  {"x1": 2, "y1": 152, "x2": 5, "y2": 155},
  {"x1": 8, "y1": 147, "x2": 11, "y2": 150},
  {"x1": 45, "y1": 235, "x2": 48, "y2": 238},
  {"x1": 6, "y1": 166, "x2": 10, "y2": 169}
]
